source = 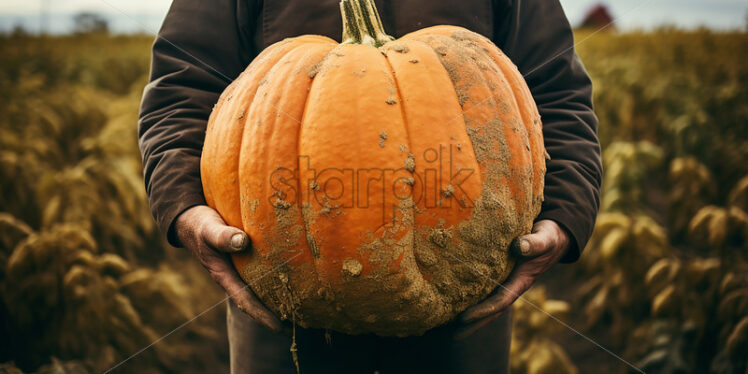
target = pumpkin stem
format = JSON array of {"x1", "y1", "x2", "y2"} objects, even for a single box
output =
[{"x1": 340, "y1": 0, "x2": 394, "y2": 47}]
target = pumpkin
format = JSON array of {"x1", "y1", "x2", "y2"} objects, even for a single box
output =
[{"x1": 200, "y1": 0, "x2": 545, "y2": 336}]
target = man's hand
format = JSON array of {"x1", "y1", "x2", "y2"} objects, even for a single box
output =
[
  {"x1": 175, "y1": 205, "x2": 284, "y2": 333},
  {"x1": 455, "y1": 220, "x2": 570, "y2": 339}
]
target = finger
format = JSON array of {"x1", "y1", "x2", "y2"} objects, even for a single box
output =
[
  {"x1": 453, "y1": 312, "x2": 502, "y2": 340},
  {"x1": 459, "y1": 272, "x2": 535, "y2": 324},
  {"x1": 230, "y1": 286, "x2": 285, "y2": 333},
  {"x1": 200, "y1": 213, "x2": 250, "y2": 253},
  {"x1": 510, "y1": 222, "x2": 555, "y2": 258},
  {"x1": 203, "y1": 250, "x2": 284, "y2": 332}
]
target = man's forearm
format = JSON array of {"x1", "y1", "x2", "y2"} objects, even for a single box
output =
[
  {"x1": 138, "y1": 0, "x2": 255, "y2": 246},
  {"x1": 497, "y1": 0, "x2": 603, "y2": 261}
]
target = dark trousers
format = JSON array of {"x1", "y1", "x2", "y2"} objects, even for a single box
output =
[{"x1": 227, "y1": 300, "x2": 512, "y2": 374}]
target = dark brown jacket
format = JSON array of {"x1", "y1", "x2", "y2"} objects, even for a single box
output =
[{"x1": 138, "y1": 0, "x2": 602, "y2": 262}]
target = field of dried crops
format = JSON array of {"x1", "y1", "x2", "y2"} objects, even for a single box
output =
[{"x1": 0, "y1": 29, "x2": 746, "y2": 373}]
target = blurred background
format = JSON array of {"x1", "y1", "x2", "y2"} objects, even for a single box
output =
[{"x1": 0, "y1": 1, "x2": 746, "y2": 373}]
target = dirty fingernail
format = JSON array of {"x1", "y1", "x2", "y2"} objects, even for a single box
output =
[
  {"x1": 230, "y1": 233, "x2": 246, "y2": 250},
  {"x1": 520, "y1": 239, "x2": 531, "y2": 256}
]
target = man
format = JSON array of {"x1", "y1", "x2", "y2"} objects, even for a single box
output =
[{"x1": 138, "y1": 0, "x2": 602, "y2": 373}]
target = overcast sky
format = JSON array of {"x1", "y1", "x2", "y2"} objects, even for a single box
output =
[{"x1": 0, "y1": 0, "x2": 746, "y2": 33}]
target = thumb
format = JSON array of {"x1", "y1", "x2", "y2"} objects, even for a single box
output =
[
  {"x1": 201, "y1": 214, "x2": 250, "y2": 253},
  {"x1": 511, "y1": 223, "x2": 555, "y2": 258}
]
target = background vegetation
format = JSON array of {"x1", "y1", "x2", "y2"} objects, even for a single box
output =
[{"x1": 0, "y1": 29, "x2": 745, "y2": 373}]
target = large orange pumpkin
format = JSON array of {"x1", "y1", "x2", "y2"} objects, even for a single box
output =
[{"x1": 201, "y1": 0, "x2": 545, "y2": 336}]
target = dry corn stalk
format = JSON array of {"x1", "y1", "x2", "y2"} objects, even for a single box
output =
[{"x1": 510, "y1": 287, "x2": 577, "y2": 374}]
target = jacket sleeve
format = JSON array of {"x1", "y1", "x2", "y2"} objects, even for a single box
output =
[
  {"x1": 495, "y1": 0, "x2": 603, "y2": 262},
  {"x1": 138, "y1": 0, "x2": 257, "y2": 247}
]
